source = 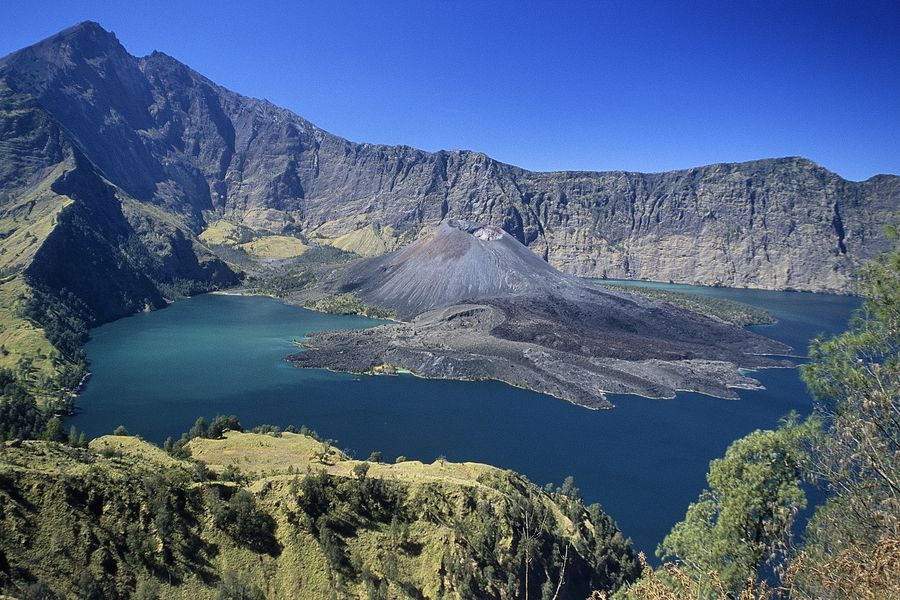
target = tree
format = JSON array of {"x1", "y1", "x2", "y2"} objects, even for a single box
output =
[
  {"x1": 215, "y1": 569, "x2": 265, "y2": 600},
  {"x1": 352, "y1": 462, "x2": 370, "y2": 481},
  {"x1": 296, "y1": 469, "x2": 331, "y2": 526},
  {"x1": 313, "y1": 441, "x2": 332, "y2": 464},
  {"x1": 188, "y1": 417, "x2": 208, "y2": 439},
  {"x1": 610, "y1": 552, "x2": 776, "y2": 600},
  {"x1": 43, "y1": 416, "x2": 65, "y2": 442},
  {"x1": 559, "y1": 475, "x2": 580, "y2": 500},
  {"x1": 319, "y1": 523, "x2": 346, "y2": 571},
  {"x1": 656, "y1": 417, "x2": 815, "y2": 595},
  {"x1": 0, "y1": 370, "x2": 44, "y2": 439},
  {"x1": 207, "y1": 415, "x2": 242, "y2": 439},
  {"x1": 792, "y1": 231, "x2": 900, "y2": 597},
  {"x1": 618, "y1": 234, "x2": 900, "y2": 600},
  {"x1": 133, "y1": 575, "x2": 161, "y2": 600},
  {"x1": 211, "y1": 489, "x2": 278, "y2": 554}
]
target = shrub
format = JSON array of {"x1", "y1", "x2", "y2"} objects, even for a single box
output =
[{"x1": 211, "y1": 489, "x2": 279, "y2": 554}]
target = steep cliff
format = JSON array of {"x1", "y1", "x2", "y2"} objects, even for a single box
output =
[
  {"x1": 1, "y1": 21, "x2": 895, "y2": 297},
  {"x1": 0, "y1": 68, "x2": 237, "y2": 394}
]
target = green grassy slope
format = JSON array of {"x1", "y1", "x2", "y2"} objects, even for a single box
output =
[
  {"x1": 0, "y1": 431, "x2": 638, "y2": 599},
  {"x1": 592, "y1": 281, "x2": 774, "y2": 326}
]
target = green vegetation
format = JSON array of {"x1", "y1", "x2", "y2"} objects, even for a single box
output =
[
  {"x1": 593, "y1": 282, "x2": 774, "y2": 326},
  {"x1": 198, "y1": 220, "x2": 255, "y2": 246},
  {"x1": 200, "y1": 220, "x2": 310, "y2": 259},
  {"x1": 0, "y1": 427, "x2": 638, "y2": 599},
  {"x1": 238, "y1": 246, "x2": 358, "y2": 298},
  {"x1": 0, "y1": 275, "x2": 90, "y2": 435},
  {"x1": 304, "y1": 293, "x2": 397, "y2": 319},
  {"x1": 610, "y1": 233, "x2": 900, "y2": 599},
  {"x1": 162, "y1": 415, "x2": 245, "y2": 460},
  {"x1": 654, "y1": 418, "x2": 814, "y2": 596},
  {"x1": 315, "y1": 223, "x2": 401, "y2": 257},
  {"x1": 790, "y1": 227, "x2": 900, "y2": 600},
  {"x1": 238, "y1": 235, "x2": 310, "y2": 259},
  {"x1": 0, "y1": 277, "x2": 76, "y2": 390},
  {"x1": 0, "y1": 181, "x2": 88, "y2": 403}
]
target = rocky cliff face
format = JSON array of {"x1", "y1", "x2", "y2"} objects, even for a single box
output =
[
  {"x1": 0, "y1": 74, "x2": 237, "y2": 325},
  {"x1": 2, "y1": 21, "x2": 896, "y2": 296},
  {"x1": 0, "y1": 36, "x2": 238, "y2": 392}
]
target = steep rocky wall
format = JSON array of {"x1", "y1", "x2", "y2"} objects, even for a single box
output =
[
  {"x1": 0, "y1": 69, "x2": 238, "y2": 326},
  {"x1": 2, "y1": 22, "x2": 897, "y2": 293}
]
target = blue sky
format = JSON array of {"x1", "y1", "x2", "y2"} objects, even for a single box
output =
[{"x1": 2, "y1": 1, "x2": 898, "y2": 180}]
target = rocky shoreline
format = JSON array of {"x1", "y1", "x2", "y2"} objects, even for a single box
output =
[
  {"x1": 284, "y1": 221, "x2": 795, "y2": 409},
  {"x1": 289, "y1": 300, "x2": 792, "y2": 409}
]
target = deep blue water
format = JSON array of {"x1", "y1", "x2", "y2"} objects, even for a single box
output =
[{"x1": 69, "y1": 285, "x2": 859, "y2": 556}]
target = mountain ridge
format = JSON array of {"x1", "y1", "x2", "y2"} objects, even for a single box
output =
[
  {"x1": 0, "y1": 430, "x2": 640, "y2": 598},
  {"x1": 0, "y1": 21, "x2": 896, "y2": 398},
  {"x1": 2, "y1": 21, "x2": 896, "y2": 295}
]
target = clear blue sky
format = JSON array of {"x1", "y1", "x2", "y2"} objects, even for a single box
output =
[{"x1": 3, "y1": 1, "x2": 898, "y2": 181}]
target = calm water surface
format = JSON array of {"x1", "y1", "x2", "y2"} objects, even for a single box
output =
[{"x1": 70, "y1": 285, "x2": 859, "y2": 556}]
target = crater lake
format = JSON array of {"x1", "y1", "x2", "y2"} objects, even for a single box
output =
[{"x1": 69, "y1": 285, "x2": 859, "y2": 556}]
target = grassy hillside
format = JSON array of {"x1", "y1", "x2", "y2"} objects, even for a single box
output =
[
  {"x1": 0, "y1": 430, "x2": 638, "y2": 599},
  {"x1": 317, "y1": 223, "x2": 402, "y2": 257},
  {"x1": 592, "y1": 281, "x2": 774, "y2": 326},
  {"x1": 200, "y1": 220, "x2": 309, "y2": 259},
  {"x1": 0, "y1": 277, "x2": 70, "y2": 391},
  {"x1": 0, "y1": 83, "x2": 84, "y2": 397},
  {"x1": 0, "y1": 166, "x2": 83, "y2": 399}
]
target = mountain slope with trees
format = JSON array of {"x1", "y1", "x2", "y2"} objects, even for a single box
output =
[
  {"x1": 0, "y1": 428, "x2": 639, "y2": 599},
  {"x1": 610, "y1": 233, "x2": 900, "y2": 599}
]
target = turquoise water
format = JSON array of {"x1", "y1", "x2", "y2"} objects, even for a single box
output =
[{"x1": 69, "y1": 286, "x2": 859, "y2": 556}]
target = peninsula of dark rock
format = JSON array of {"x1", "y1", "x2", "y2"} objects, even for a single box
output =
[{"x1": 290, "y1": 221, "x2": 792, "y2": 408}]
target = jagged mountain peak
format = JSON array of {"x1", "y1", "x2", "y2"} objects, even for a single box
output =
[
  {"x1": 1, "y1": 20, "x2": 125, "y2": 68},
  {"x1": 0, "y1": 21, "x2": 895, "y2": 295},
  {"x1": 54, "y1": 20, "x2": 116, "y2": 41}
]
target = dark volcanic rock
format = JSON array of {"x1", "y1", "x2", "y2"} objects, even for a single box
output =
[
  {"x1": 1, "y1": 22, "x2": 897, "y2": 295},
  {"x1": 293, "y1": 223, "x2": 794, "y2": 408}
]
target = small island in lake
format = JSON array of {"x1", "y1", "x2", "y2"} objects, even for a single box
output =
[{"x1": 289, "y1": 220, "x2": 792, "y2": 408}]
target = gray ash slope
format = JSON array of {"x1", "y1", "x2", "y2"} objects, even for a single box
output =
[
  {"x1": 295, "y1": 222, "x2": 792, "y2": 408},
  {"x1": 336, "y1": 220, "x2": 588, "y2": 319}
]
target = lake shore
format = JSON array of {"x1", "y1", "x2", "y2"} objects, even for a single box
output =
[{"x1": 68, "y1": 289, "x2": 859, "y2": 556}]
